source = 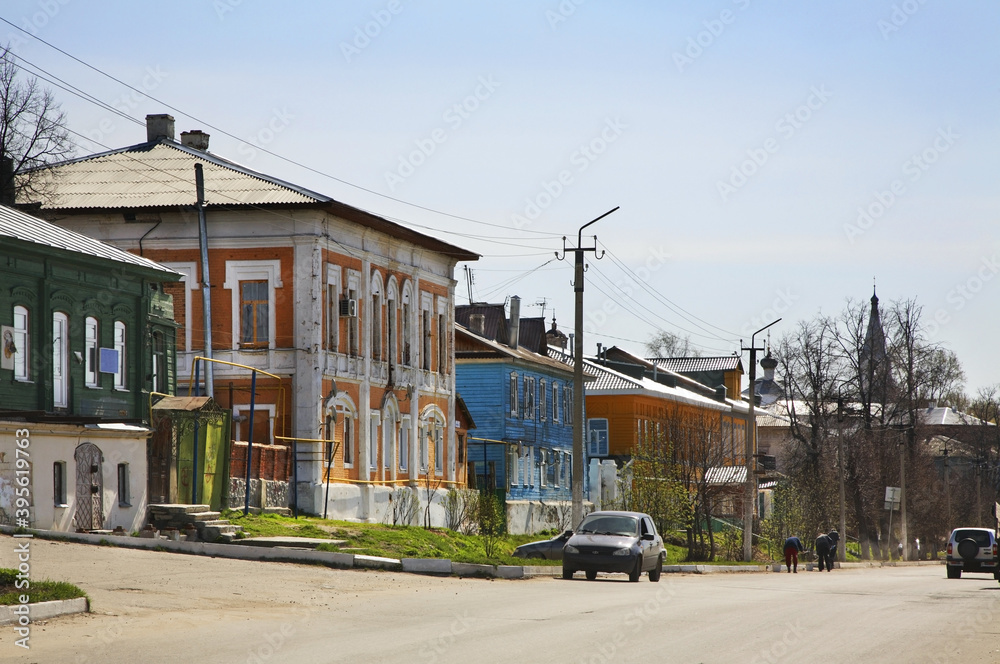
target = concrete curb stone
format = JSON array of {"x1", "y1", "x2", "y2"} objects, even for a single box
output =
[{"x1": 0, "y1": 597, "x2": 89, "y2": 625}]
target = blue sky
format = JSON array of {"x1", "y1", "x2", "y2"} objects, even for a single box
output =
[{"x1": 3, "y1": 0, "x2": 998, "y2": 395}]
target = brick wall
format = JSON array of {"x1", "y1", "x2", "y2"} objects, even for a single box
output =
[{"x1": 229, "y1": 441, "x2": 290, "y2": 482}]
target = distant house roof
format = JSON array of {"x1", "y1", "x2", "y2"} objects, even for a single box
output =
[
  {"x1": 27, "y1": 137, "x2": 478, "y2": 262},
  {"x1": 756, "y1": 411, "x2": 791, "y2": 428},
  {"x1": 0, "y1": 204, "x2": 180, "y2": 278},
  {"x1": 647, "y1": 356, "x2": 744, "y2": 373},
  {"x1": 455, "y1": 324, "x2": 581, "y2": 377},
  {"x1": 921, "y1": 406, "x2": 991, "y2": 427},
  {"x1": 548, "y1": 347, "x2": 741, "y2": 412},
  {"x1": 454, "y1": 305, "x2": 548, "y2": 354}
]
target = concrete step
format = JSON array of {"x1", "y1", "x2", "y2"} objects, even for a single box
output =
[
  {"x1": 201, "y1": 525, "x2": 241, "y2": 541},
  {"x1": 188, "y1": 512, "x2": 222, "y2": 522},
  {"x1": 149, "y1": 504, "x2": 212, "y2": 515}
]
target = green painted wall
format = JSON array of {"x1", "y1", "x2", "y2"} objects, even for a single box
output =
[{"x1": 0, "y1": 238, "x2": 178, "y2": 422}]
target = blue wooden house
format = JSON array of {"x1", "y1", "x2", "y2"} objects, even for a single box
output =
[{"x1": 455, "y1": 299, "x2": 581, "y2": 503}]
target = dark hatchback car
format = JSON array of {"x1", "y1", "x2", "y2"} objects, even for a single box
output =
[
  {"x1": 512, "y1": 530, "x2": 573, "y2": 560},
  {"x1": 562, "y1": 511, "x2": 665, "y2": 582}
]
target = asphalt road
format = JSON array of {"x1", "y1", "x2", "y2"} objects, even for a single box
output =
[{"x1": 2, "y1": 538, "x2": 1000, "y2": 663}]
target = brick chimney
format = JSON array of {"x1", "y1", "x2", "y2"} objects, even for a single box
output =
[
  {"x1": 181, "y1": 130, "x2": 210, "y2": 151},
  {"x1": 469, "y1": 313, "x2": 486, "y2": 337},
  {"x1": 508, "y1": 296, "x2": 520, "y2": 350},
  {"x1": 146, "y1": 114, "x2": 175, "y2": 142}
]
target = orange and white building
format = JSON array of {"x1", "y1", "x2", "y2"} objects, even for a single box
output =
[{"x1": 25, "y1": 114, "x2": 478, "y2": 522}]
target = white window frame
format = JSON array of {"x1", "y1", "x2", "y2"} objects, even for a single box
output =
[
  {"x1": 85, "y1": 316, "x2": 99, "y2": 388},
  {"x1": 13, "y1": 305, "x2": 29, "y2": 381},
  {"x1": 434, "y1": 425, "x2": 444, "y2": 474},
  {"x1": 565, "y1": 387, "x2": 573, "y2": 426},
  {"x1": 117, "y1": 462, "x2": 131, "y2": 507},
  {"x1": 527, "y1": 446, "x2": 535, "y2": 487},
  {"x1": 342, "y1": 410, "x2": 355, "y2": 468},
  {"x1": 539, "y1": 449, "x2": 547, "y2": 487},
  {"x1": 523, "y1": 377, "x2": 536, "y2": 420},
  {"x1": 508, "y1": 448, "x2": 518, "y2": 488},
  {"x1": 552, "y1": 383, "x2": 560, "y2": 422},
  {"x1": 113, "y1": 320, "x2": 127, "y2": 390},
  {"x1": 326, "y1": 264, "x2": 341, "y2": 353},
  {"x1": 53, "y1": 311, "x2": 69, "y2": 407},
  {"x1": 420, "y1": 292, "x2": 433, "y2": 371},
  {"x1": 233, "y1": 404, "x2": 275, "y2": 443},
  {"x1": 539, "y1": 378, "x2": 547, "y2": 421},
  {"x1": 383, "y1": 417, "x2": 395, "y2": 471},
  {"x1": 399, "y1": 416, "x2": 410, "y2": 471},
  {"x1": 419, "y1": 424, "x2": 429, "y2": 472},
  {"x1": 509, "y1": 372, "x2": 518, "y2": 417},
  {"x1": 223, "y1": 260, "x2": 283, "y2": 351},
  {"x1": 347, "y1": 270, "x2": 360, "y2": 357},
  {"x1": 436, "y1": 297, "x2": 448, "y2": 375},
  {"x1": 369, "y1": 413, "x2": 380, "y2": 471},
  {"x1": 588, "y1": 418, "x2": 610, "y2": 457},
  {"x1": 401, "y1": 282, "x2": 412, "y2": 366}
]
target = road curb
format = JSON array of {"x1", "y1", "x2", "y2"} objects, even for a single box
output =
[{"x1": 0, "y1": 597, "x2": 89, "y2": 624}]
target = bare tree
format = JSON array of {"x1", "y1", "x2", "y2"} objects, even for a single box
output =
[
  {"x1": 0, "y1": 44, "x2": 74, "y2": 204},
  {"x1": 774, "y1": 317, "x2": 843, "y2": 538},
  {"x1": 645, "y1": 330, "x2": 701, "y2": 358}
]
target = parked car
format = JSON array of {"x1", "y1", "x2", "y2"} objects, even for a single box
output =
[
  {"x1": 512, "y1": 530, "x2": 573, "y2": 560},
  {"x1": 561, "y1": 511, "x2": 665, "y2": 582},
  {"x1": 945, "y1": 527, "x2": 999, "y2": 579}
]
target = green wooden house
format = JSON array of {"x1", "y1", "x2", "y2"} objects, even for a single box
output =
[{"x1": 0, "y1": 204, "x2": 180, "y2": 420}]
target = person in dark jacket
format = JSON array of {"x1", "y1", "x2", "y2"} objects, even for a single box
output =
[
  {"x1": 783, "y1": 536, "x2": 804, "y2": 573},
  {"x1": 816, "y1": 531, "x2": 837, "y2": 571}
]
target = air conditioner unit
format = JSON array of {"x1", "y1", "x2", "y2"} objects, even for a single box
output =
[{"x1": 339, "y1": 298, "x2": 358, "y2": 317}]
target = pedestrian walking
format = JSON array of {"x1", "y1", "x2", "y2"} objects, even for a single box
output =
[{"x1": 783, "y1": 535, "x2": 804, "y2": 573}]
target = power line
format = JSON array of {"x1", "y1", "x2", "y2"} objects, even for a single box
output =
[
  {"x1": 588, "y1": 262, "x2": 733, "y2": 346},
  {"x1": 599, "y1": 241, "x2": 740, "y2": 338}
]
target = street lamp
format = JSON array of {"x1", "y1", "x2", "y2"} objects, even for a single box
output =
[{"x1": 743, "y1": 318, "x2": 780, "y2": 562}]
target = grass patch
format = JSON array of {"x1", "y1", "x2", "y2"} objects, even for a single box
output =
[
  {"x1": 223, "y1": 510, "x2": 564, "y2": 565},
  {"x1": 0, "y1": 569, "x2": 88, "y2": 605}
]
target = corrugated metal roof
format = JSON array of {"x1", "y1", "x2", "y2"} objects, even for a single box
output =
[
  {"x1": 647, "y1": 356, "x2": 744, "y2": 373},
  {"x1": 756, "y1": 412, "x2": 791, "y2": 427},
  {"x1": 0, "y1": 204, "x2": 179, "y2": 276},
  {"x1": 32, "y1": 142, "x2": 324, "y2": 209},
  {"x1": 455, "y1": 325, "x2": 580, "y2": 377},
  {"x1": 28, "y1": 139, "x2": 479, "y2": 261},
  {"x1": 705, "y1": 465, "x2": 747, "y2": 485},
  {"x1": 547, "y1": 348, "x2": 734, "y2": 411}
]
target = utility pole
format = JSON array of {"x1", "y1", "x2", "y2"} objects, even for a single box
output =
[
  {"x1": 837, "y1": 396, "x2": 846, "y2": 562},
  {"x1": 741, "y1": 318, "x2": 780, "y2": 562},
  {"x1": 899, "y1": 432, "x2": 908, "y2": 559},
  {"x1": 195, "y1": 164, "x2": 214, "y2": 398},
  {"x1": 557, "y1": 207, "x2": 617, "y2": 529}
]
